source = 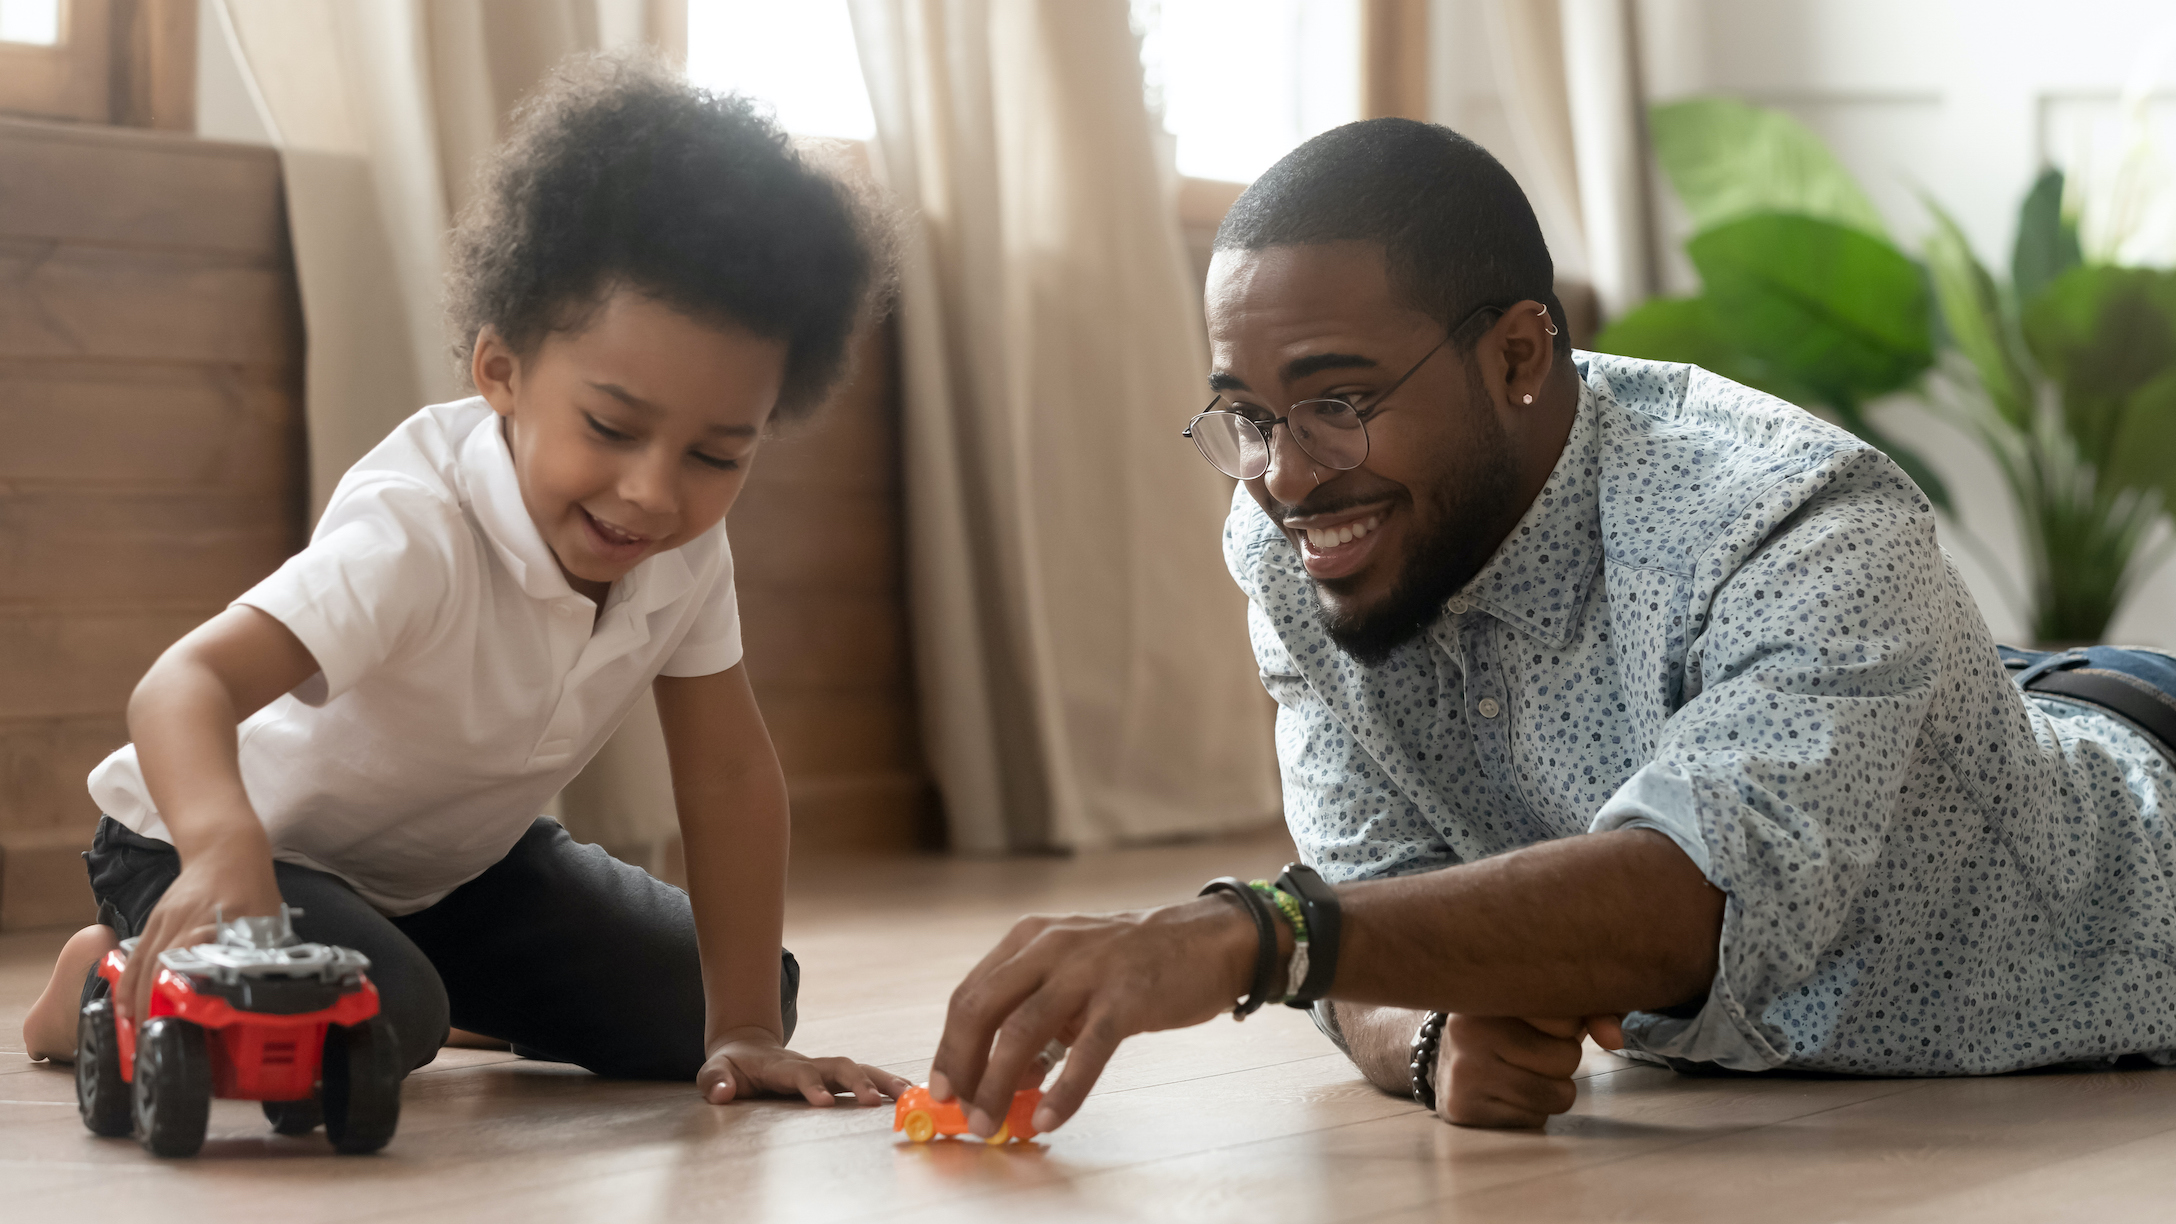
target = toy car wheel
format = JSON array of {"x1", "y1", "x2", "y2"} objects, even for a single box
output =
[
  {"x1": 133, "y1": 1016, "x2": 212, "y2": 1158},
  {"x1": 902, "y1": 1110, "x2": 937, "y2": 1143},
  {"x1": 983, "y1": 1122, "x2": 1012, "y2": 1145},
  {"x1": 323, "y1": 1016, "x2": 400, "y2": 1155},
  {"x1": 263, "y1": 1097, "x2": 324, "y2": 1135},
  {"x1": 76, "y1": 994, "x2": 132, "y2": 1137}
]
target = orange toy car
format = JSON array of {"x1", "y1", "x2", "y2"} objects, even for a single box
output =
[{"x1": 893, "y1": 1085, "x2": 1042, "y2": 1144}]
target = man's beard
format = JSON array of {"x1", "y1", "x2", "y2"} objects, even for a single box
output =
[{"x1": 1315, "y1": 395, "x2": 1521, "y2": 666}]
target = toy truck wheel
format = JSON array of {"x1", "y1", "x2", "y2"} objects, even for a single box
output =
[
  {"x1": 133, "y1": 1017, "x2": 212, "y2": 1158},
  {"x1": 902, "y1": 1110, "x2": 937, "y2": 1143},
  {"x1": 76, "y1": 996, "x2": 132, "y2": 1137},
  {"x1": 983, "y1": 1122, "x2": 1012, "y2": 1145},
  {"x1": 323, "y1": 1016, "x2": 400, "y2": 1155},
  {"x1": 263, "y1": 1098, "x2": 324, "y2": 1135}
]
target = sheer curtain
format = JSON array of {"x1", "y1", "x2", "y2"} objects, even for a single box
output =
[
  {"x1": 848, "y1": 0, "x2": 1281, "y2": 851},
  {"x1": 214, "y1": 0, "x2": 684, "y2": 858},
  {"x1": 1478, "y1": 0, "x2": 1657, "y2": 321}
]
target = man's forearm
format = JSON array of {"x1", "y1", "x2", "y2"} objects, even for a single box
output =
[{"x1": 1328, "y1": 828, "x2": 1723, "y2": 1019}]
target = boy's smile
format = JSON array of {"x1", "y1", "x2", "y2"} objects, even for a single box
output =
[{"x1": 472, "y1": 289, "x2": 789, "y2": 604}]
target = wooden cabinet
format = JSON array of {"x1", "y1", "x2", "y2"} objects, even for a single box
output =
[{"x1": 0, "y1": 117, "x2": 303, "y2": 929}]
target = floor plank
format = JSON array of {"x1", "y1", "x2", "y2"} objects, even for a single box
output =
[{"x1": 8, "y1": 827, "x2": 2176, "y2": 1222}]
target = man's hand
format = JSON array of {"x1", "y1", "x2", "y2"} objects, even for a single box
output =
[
  {"x1": 1435, "y1": 1014, "x2": 1624, "y2": 1129},
  {"x1": 116, "y1": 826, "x2": 283, "y2": 1023},
  {"x1": 929, "y1": 896, "x2": 1265, "y2": 1137},
  {"x1": 698, "y1": 1028, "x2": 911, "y2": 1107}
]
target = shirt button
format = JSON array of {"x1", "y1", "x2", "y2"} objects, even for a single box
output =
[
  {"x1": 1477, "y1": 697, "x2": 1501, "y2": 719},
  {"x1": 1446, "y1": 597, "x2": 1470, "y2": 615}
]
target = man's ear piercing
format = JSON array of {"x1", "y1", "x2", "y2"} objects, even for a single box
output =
[
  {"x1": 1536, "y1": 307, "x2": 1559, "y2": 337},
  {"x1": 1522, "y1": 393, "x2": 1535, "y2": 404}
]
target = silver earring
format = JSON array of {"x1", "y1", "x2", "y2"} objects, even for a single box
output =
[
  {"x1": 1522, "y1": 393, "x2": 1534, "y2": 404},
  {"x1": 1536, "y1": 307, "x2": 1559, "y2": 337}
]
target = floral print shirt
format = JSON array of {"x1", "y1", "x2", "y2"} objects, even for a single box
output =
[{"x1": 1223, "y1": 352, "x2": 2176, "y2": 1074}]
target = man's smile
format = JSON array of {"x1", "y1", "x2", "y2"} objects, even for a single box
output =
[{"x1": 1281, "y1": 500, "x2": 1394, "y2": 581}]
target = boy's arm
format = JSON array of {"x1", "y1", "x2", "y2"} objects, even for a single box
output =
[
  {"x1": 652, "y1": 666, "x2": 909, "y2": 1106},
  {"x1": 117, "y1": 605, "x2": 323, "y2": 1021}
]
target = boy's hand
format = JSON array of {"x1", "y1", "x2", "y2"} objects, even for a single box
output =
[
  {"x1": 1435, "y1": 1013, "x2": 1623, "y2": 1129},
  {"x1": 116, "y1": 830, "x2": 283, "y2": 1023},
  {"x1": 698, "y1": 1029, "x2": 910, "y2": 1107}
]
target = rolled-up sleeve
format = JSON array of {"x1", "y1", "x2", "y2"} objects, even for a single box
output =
[{"x1": 1592, "y1": 458, "x2": 1943, "y2": 1069}]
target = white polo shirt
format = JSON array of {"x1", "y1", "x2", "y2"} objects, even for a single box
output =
[{"x1": 88, "y1": 398, "x2": 743, "y2": 914}]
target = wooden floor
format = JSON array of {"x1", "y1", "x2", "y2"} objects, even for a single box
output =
[{"x1": 10, "y1": 828, "x2": 2176, "y2": 1222}]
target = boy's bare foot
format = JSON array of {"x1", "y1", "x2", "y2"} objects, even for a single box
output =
[
  {"x1": 23, "y1": 924, "x2": 121, "y2": 1063},
  {"x1": 444, "y1": 1027, "x2": 511, "y2": 1050}
]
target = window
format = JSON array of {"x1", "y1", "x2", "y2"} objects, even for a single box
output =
[
  {"x1": 684, "y1": 0, "x2": 875, "y2": 140},
  {"x1": 1133, "y1": 0, "x2": 1361, "y2": 185},
  {"x1": 0, "y1": 0, "x2": 191, "y2": 129},
  {"x1": 0, "y1": 0, "x2": 61, "y2": 46}
]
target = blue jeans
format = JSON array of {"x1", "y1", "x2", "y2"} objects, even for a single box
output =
[{"x1": 1999, "y1": 644, "x2": 2176, "y2": 757}]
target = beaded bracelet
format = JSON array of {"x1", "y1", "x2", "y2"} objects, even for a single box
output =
[
  {"x1": 1409, "y1": 1010, "x2": 1448, "y2": 1111},
  {"x1": 1249, "y1": 881, "x2": 1310, "y2": 1003}
]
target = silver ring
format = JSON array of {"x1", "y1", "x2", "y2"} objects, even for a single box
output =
[{"x1": 1034, "y1": 1039, "x2": 1068, "y2": 1070}]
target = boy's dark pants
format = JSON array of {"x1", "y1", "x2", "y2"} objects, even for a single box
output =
[{"x1": 83, "y1": 816, "x2": 798, "y2": 1080}]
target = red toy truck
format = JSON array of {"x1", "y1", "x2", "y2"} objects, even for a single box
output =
[{"x1": 75, "y1": 908, "x2": 400, "y2": 1157}]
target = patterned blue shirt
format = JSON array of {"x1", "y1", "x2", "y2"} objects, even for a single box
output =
[{"x1": 1225, "y1": 353, "x2": 2176, "y2": 1074}]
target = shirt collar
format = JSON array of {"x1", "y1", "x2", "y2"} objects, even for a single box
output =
[
  {"x1": 456, "y1": 410, "x2": 698, "y2": 616},
  {"x1": 1454, "y1": 376, "x2": 1604, "y2": 649}
]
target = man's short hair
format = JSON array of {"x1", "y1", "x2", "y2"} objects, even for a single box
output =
[{"x1": 1215, "y1": 118, "x2": 1568, "y2": 357}]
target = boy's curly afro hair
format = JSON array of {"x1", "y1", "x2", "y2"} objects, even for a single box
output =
[{"x1": 447, "y1": 53, "x2": 891, "y2": 421}]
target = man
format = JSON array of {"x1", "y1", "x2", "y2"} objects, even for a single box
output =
[{"x1": 927, "y1": 119, "x2": 2176, "y2": 1137}]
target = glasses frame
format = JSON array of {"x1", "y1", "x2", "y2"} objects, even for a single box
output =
[{"x1": 1181, "y1": 304, "x2": 1504, "y2": 481}]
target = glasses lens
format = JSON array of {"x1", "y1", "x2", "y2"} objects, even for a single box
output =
[
  {"x1": 1290, "y1": 400, "x2": 1369, "y2": 469},
  {"x1": 1190, "y1": 412, "x2": 1269, "y2": 479}
]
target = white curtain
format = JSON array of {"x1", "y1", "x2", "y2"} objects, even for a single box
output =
[
  {"x1": 848, "y1": 0, "x2": 1281, "y2": 852},
  {"x1": 215, "y1": 0, "x2": 682, "y2": 857},
  {"x1": 1478, "y1": 0, "x2": 1656, "y2": 320}
]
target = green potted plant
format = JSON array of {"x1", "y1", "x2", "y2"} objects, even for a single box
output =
[
  {"x1": 1922, "y1": 177, "x2": 2176, "y2": 644},
  {"x1": 1601, "y1": 97, "x2": 2176, "y2": 644}
]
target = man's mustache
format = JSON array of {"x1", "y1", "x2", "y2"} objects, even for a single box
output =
[{"x1": 1270, "y1": 486, "x2": 1408, "y2": 525}]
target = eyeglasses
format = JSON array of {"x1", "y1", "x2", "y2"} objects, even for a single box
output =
[{"x1": 1181, "y1": 330, "x2": 1454, "y2": 480}]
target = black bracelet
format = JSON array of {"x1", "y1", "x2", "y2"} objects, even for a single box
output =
[
  {"x1": 1409, "y1": 1010, "x2": 1448, "y2": 1111},
  {"x1": 1198, "y1": 876, "x2": 1279, "y2": 1020},
  {"x1": 1275, "y1": 862, "x2": 1341, "y2": 1006}
]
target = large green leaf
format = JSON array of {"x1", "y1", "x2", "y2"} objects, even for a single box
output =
[
  {"x1": 1689, "y1": 212, "x2": 1934, "y2": 405},
  {"x1": 2104, "y1": 368, "x2": 2176, "y2": 512},
  {"x1": 1922, "y1": 196, "x2": 2035, "y2": 430},
  {"x1": 1650, "y1": 97, "x2": 1888, "y2": 238},
  {"x1": 2012, "y1": 168, "x2": 2082, "y2": 306},
  {"x1": 2020, "y1": 265, "x2": 2176, "y2": 465},
  {"x1": 1594, "y1": 296, "x2": 1819, "y2": 404}
]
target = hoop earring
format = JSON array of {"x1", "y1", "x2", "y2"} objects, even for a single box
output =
[{"x1": 1536, "y1": 307, "x2": 1559, "y2": 337}]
